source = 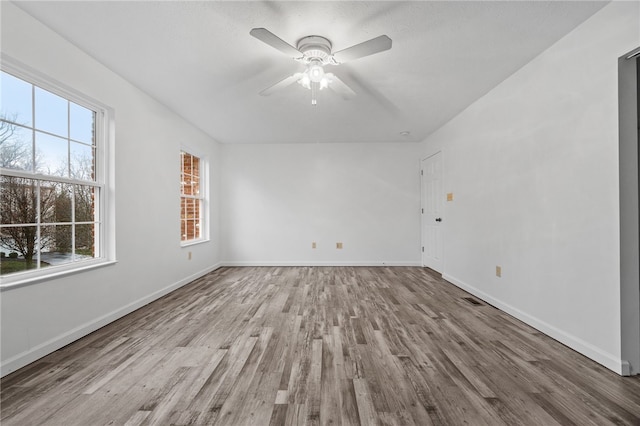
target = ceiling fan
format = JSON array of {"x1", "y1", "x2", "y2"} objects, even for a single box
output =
[{"x1": 250, "y1": 28, "x2": 392, "y2": 106}]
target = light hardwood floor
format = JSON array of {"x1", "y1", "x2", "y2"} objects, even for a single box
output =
[{"x1": 2, "y1": 266, "x2": 640, "y2": 425}]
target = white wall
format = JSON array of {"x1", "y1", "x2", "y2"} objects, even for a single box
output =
[
  {"x1": 221, "y1": 142, "x2": 421, "y2": 266},
  {"x1": 421, "y1": 2, "x2": 639, "y2": 374},
  {"x1": 0, "y1": 2, "x2": 222, "y2": 376}
]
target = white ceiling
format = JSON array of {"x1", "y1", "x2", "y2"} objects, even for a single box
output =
[{"x1": 14, "y1": 1, "x2": 607, "y2": 144}]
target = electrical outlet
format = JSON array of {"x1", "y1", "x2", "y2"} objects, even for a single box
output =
[
  {"x1": 336, "y1": 242, "x2": 343, "y2": 249},
  {"x1": 312, "y1": 242, "x2": 316, "y2": 249},
  {"x1": 447, "y1": 193, "x2": 454, "y2": 201},
  {"x1": 496, "y1": 266, "x2": 501, "y2": 277}
]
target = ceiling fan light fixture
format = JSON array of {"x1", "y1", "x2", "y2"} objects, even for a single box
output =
[
  {"x1": 297, "y1": 68, "x2": 328, "y2": 104},
  {"x1": 298, "y1": 73, "x2": 311, "y2": 89},
  {"x1": 308, "y1": 60, "x2": 325, "y2": 83}
]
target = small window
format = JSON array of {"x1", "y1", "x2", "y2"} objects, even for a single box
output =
[
  {"x1": 180, "y1": 150, "x2": 206, "y2": 243},
  {"x1": 0, "y1": 66, "x2": 112, "y2": 284}
]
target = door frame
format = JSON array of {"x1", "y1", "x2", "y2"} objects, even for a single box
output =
[
  {"x1": 420, "y1": 151, "x2": 444, "y2": 272},
  {"x1": 618, "y1": 47, "x2": 640, "y2": 376}
]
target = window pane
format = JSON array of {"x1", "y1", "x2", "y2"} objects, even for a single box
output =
[
  {"x1": 1, "y1": 71, "x2": 32, "y2": 127},
  {"x1": 192, "y1": 156, "x2": 200, "y2": 178},
  {"x1": 181, "y1": 152, "x2": 192, "y2": 196},
  {"x1": 193, "y1": 219, "x2": 200, "y2": 239},
  {"x1": 187, "y1": 198, "x2": 196, "y2": 219},
  {"x1": 35, "y1": 131, "x2": 68, "y2": 176},
  {"x1": 35, "y1": 87, "x2": 68, "y2": 137},
  {"x1": 192, "y1": 199, "x2": 200, "y2": 220},
  {"x1": 184, "y1": 198, "x2": 191, "y2": 218},
  {"x1": 182, "y1": 152, "x2": 192, "y2": 175},
  {"x1": 0, "y1": 124, "x2": 33, "y2": 171},
  {"x1": 75, "y1": 223, "x2": 95, "y2": 258},
  {"x1": 43, "y1": 183, "x2": 72, "y2": 224},
  {"x1": 186, "y1": 219, "x2": 195, "y2": 240},
  {"x1": 0, "y1": 176, "x2": 37, "y2": 225},
  {"x1": 0, "y1": 224, "x2": 41, "y2": 275},
  {"x1": 50, "y1": 182, "x2": 73, "y2": 223},
  {"x1": 75, "y1": 185, "x2": 96, "y2": 223},
  {"x1": 182, "y1": 175, "x2": 192, "y2": 195},
  {"x1": 70, "y1": 142, "x2": 94, "y2": 181},
  {"x1": 0, "y1": 226, "x2": 37, "y2": 257},
  {"x1": 40, "y1": 225, "x2": 72, "y2": 262},
  {"x1": 70, "y1": 102, "x2": 94, "y2": 144}
]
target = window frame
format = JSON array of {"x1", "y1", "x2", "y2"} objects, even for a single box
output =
[
  {"x1": 0, "y1": 56, "x2": 115, "y2": 289},
  {"x1": 180, "y1": 147, "x2": 208, "y2": 247}
]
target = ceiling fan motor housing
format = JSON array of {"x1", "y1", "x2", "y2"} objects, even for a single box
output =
[{"x1": 296, "y1": 35, "x2": 332, "y2": 64}]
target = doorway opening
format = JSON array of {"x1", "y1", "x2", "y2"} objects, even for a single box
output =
[{"x1": 618, "y1": 47, "x2": 640, "y2": 376}]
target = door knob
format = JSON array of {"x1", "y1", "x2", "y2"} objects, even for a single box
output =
[{"x1": 435, "y1": 218, "x2": 442, "y2": 222}]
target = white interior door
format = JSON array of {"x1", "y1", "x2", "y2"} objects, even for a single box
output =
[{"x1": 421, "y1": 152, "x2": 443, "y2": 272}]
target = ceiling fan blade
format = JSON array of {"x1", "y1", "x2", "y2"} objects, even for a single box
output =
[
  {"x1": 259, "y1": 73, "x2": 303, "y2": 96},
  {"x1": 332, "y1": 35, "x2": 392, "y2": 64},
  {"x1": 250, "y1": 28, "x2": 303, "y2": 59},
  {"x1": 326, "y1": 74, "x2": 356, "y2": 100}
]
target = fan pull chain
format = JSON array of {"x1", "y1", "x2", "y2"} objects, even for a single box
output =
[{"x1": 311, "y1": 81, "x2": 319, "y2": 106}]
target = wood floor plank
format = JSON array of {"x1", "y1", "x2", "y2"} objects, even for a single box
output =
[
  {"x1": 2, "y1": 266, "x2": 640, "y2": 425},
  {"x1": 353, "y1": 378, "x2": 379, "y2": 425},
  {"x1": 214, "y1": 327, "x2": 275, "y2": 425}
]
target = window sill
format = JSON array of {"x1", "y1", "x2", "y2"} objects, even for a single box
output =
[
  {"x1": 180, "y1": 238, "x2": 210, "y2": 248},
  {"x1": 0, "y1": 259, "x2": 117, "y2": 291}
]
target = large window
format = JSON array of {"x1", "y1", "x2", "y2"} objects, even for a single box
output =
[
  {"x1": 180, "y1": 150, "x2": 205, "y2": 243},
  {"x1": 0, "y1": 67, "x2": 111, "y2": 283}
]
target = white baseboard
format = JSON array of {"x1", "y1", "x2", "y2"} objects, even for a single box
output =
[
  {"x1": 442, "y1": 273, "x2": 623, "y2": 375},
  {"x1": 222, "y1": 260, "x2": 422, "y2": 267},
  {"x1": 1, "y1": 263, "x2": 223, "y2": 377}
]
